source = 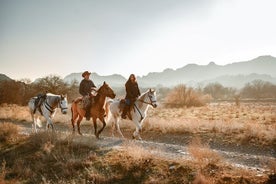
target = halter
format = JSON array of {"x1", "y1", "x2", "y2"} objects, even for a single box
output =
[
  {"x1": 44, "y1": 96, "x2": 67, "y2": 114},
  {"x1": 59, "y1": 98, "x2": 68, "y2": 112}
]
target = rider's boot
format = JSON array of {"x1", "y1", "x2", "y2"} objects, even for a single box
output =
[
  {"x1": 121, "y1": 105, "x2": 128, "y2": 119},
  {"x1": 85, "y1": 106, "x2": 91, "y2": 121}
]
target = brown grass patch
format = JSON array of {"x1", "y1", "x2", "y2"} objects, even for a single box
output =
[
  {"x1": 188, "y1": 137, "x2": 223, "y2": 170},
  {"x1": 0, "y1": 131, "x2": 271, "y2": 184},
  {"x1": 143, "y1": 102, "x2": 276, "y2": 146},
  {"x1": 0, "y1": 122, "x2": 20, "y2": 143}
]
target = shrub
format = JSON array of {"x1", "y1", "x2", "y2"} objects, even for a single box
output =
[{"x1": 164, "y1": 84, "x2": 210, "y2": 108}]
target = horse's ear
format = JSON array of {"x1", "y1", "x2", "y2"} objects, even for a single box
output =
[
  {"x1": 61, "y1": 94, "x2": 67, "y2": 99},
  {"x1": 149, "y1": 88, "x2": 152, "y2": 92},
  {"x1": 103, "y1": 81, "x2": 106, "y2": 85}
]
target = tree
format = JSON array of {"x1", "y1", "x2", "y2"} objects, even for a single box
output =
[
  {"x1": 203, "y1": 83, "x2": 236, "y2": 100},
  {"x1": 33, "y1": 75, "x2": 69, "y2": 94},
  {"x1": 164, "y1": 84, "x2": 210, "y2": 108},
  {"x1": 241, "y1": 80, "x2": 276, "y2": 99}
]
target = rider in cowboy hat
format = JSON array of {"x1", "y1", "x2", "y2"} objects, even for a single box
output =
[{"x1": 79, "y1": 71, "x2": 96, "y2": 120}]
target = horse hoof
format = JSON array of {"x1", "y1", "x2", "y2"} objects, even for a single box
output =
[{"x1": 78, "y1": 132, "x2": 83, "y2": 136}]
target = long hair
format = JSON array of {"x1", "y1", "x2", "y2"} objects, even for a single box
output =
[{"x1": 127, "y1": 74, "x2": 137, "y2": 83}]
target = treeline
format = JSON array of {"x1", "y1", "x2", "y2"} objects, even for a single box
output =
[
  {"x1": 0, "y1": 75, "x2": 79, "y2": 105},
  {"x1": 201, "y1": 80, "x2": 276, "y2": 100},
  {"x1": 1, "y1": 75, "x2": 275, "y2": 106},
  {"x1": 161, "y1": 80, "x2": 276, "y2": 108}
]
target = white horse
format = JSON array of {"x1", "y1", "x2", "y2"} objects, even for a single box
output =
[
  {"x1": 106, "y1": 89, "x2": 157, "y2": 140},
  {"x1": 28, "y1": 93, "x2": 68, "y2": 132}
]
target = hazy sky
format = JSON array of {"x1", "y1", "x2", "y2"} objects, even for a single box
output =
[{"x1": 1, "y1": 0, "x2": 276, "y2": 81}]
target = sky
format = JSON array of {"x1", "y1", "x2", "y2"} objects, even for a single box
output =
[{"x1": 1, "y1": 0, "x2": 276, "y2": 81}]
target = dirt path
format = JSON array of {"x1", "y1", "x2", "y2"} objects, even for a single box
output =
[{"x1": 12, "y1": 120, "x2": 275, "y2": 176}]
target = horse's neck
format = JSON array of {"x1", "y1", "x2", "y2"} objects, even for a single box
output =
[
  {"x1": 45, "y1": 96, "x2": 59, "y2": 108},
  {"x1": 95, "y1": 93, "x2": 106, "y2": 108},
  {"x1": 136, "y1": 94, "x2": 150, "y2": 113}
]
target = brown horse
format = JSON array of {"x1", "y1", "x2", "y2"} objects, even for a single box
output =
[{"x1": 71, "y1": 81, "x2": 116, "y2": 138}]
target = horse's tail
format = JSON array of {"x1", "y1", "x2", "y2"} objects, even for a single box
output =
[{"x1": 36, "y1": 118, "x2": 42, "y2": 128}]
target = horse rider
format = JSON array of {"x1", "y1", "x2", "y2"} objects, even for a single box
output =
[
  {"x1": 121, "y1": 74, "x2": 141, "y2": 119},
  {"x1": 33, "y1": 92, "x2": 47, "y2": 114},
  {"x1": 79, "y1": 71, "x2": 96, "y2": 120}
]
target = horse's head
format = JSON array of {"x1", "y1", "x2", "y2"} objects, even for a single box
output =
[
  {"x1": 60, "y1": 94, "x2": 68, "y2": 114},
  {"x1": 145, "y1": 89, "x2": 158, "y2": 108},
  {"x1": 98, "y1": 82, "x2": 116, "y2": 99}
]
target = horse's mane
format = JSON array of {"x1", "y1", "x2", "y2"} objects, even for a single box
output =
[
  {"x1": 46, "y1": 93, "x2": 59, "y2": 97},
  {"x1": 138, "y1": 89, "x2": 153, "y2": 100},
  {"x1": 94, "y1": 84, "x2": 104, "y2": 102}
]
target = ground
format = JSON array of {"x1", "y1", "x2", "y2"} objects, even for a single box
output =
[{"x1": 0, "y1": 102, "x2": 275, "y2": 183}]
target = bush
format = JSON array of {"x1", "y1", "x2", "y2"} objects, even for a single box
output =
[{"x1": 164, "y1": 84, "x2": 211, "y2": 108}]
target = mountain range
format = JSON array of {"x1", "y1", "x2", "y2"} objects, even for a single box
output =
[
  {"x1": 1, "y1": 55, "x2": 275, "y2": 89},
  {"x1": 64, "y1": 55, "x2": 276, "y2": 88}
]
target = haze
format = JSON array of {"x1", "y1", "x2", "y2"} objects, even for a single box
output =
[{"x1": 1, "y1": 0, "x2": 276, "y2": 81}]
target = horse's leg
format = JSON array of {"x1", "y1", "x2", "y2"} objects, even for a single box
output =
[
  {"x1": 77, "y1": 116, "x2": 83, "y2": 135},
  {"x1": 96, "y1": 116, "x2": 106, "y2": 138},
  {"x1": 31, "y1": 113, "x2": 36, "y2": 133},
  {"x1": 71, "y1": 108, "x2": 76, "y2": 132},
  {"x1": 46, "y1": 117, "x2": 55, "y2": 132},
  {"x1": 132, "y1": 120, "x2": 142, "y2": 140},
  {"x1": 92, "y1": 117, "x2": 98, "y2": 139},
  {"x1": 110, "y1": 117, "x2": 115, "y2": 137},
  {"x1": 115, "y1": 116, "x2": 124, "y2": 138}
]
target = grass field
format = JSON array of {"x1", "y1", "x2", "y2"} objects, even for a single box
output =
[{"x1": 0, "y1": 102, "x2": 275, "y2": 183}]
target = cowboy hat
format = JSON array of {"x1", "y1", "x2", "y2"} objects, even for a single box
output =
[{"x1": 82, "y1": 71, "x2": 91, "y2": 77}]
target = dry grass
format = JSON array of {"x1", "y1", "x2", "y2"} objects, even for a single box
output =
[
  {"x1": 186, "y1": 138, "x2": 271, "y2": 184},
  {"x1": 0, "y1": 122, "x2": 20, "y2": 143},
  {"x1": 0, "y1": 126, "x2": 272, "y2": 184},
  {"x1": 0, "y1": 103, "x2": 71, "y2": 124},
  {"x1": 142, "y1": 102, "x2": 276, "y2": 146},
  {"x1": 0, "y1": 102, "x2": 275, "y2": 146},
  {"x1": 188, "y1": 137, "x2": 223, "y2": 169},
  {"x1": 3, "y1": 102, "x2": 275, "y2": 147}
]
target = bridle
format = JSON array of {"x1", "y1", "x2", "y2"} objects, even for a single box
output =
[
  {"x1": 59, "y1": 97, "x2": 68, "y2": 112},
  {"x1": 138, "y1": 92, "x2": 157, "y2": 107}
]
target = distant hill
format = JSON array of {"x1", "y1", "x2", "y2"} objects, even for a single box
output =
[
  {"x1": 64, "y1": 72, "x2": 126, "y2": 88},
  {"x1": 138, "y1": 55, "x2": 276, "y2": 87},
  {"x1": 199, "y1": 73, "x2": 276, "y2": 88},
  {"x1": 0, "y1": 74, "x2": 12, "y2": 82},
  {"x1": 2, "y1": 55, "x2": 276, "y2": 89}
]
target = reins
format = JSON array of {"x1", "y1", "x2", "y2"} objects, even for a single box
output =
[
  {"x1": 134, "y1": 92, "x2": 156, "y2": 122},
  {"x1": 138, "y1": 94, "x2": 156, "y2": 107}
]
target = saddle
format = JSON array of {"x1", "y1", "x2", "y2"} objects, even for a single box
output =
[
  {"x1": 119, "y1": 99, "x2": 126, "y2": 111},
  {"x1": 119, "y1": 99, "x2": 134, "y2": 120},
  {"x1": 33, "y1": 94, "x2": 47, "y2": 114},
  {"x1": 74, "y1": 96, "x2": 95, "y2": 110}
]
